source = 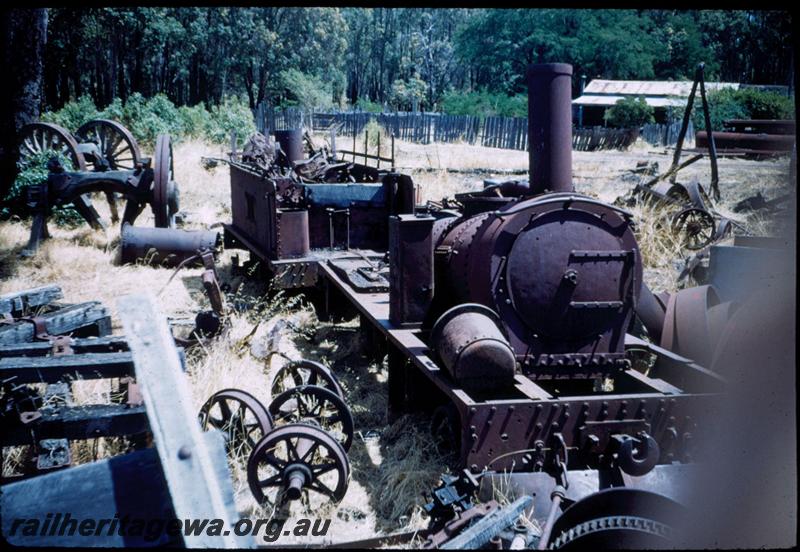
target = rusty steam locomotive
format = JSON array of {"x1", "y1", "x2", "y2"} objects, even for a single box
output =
[{"x1": 225, "y1": 64, "x2": 726, "y2": 545}]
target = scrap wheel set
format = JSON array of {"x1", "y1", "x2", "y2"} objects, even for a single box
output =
[
  {"x1": 17, "y1": 120, "x2": 180, "y2": 255},
  {"x1": 198, "y1": 359, "x2": 353, "y2": 507}
]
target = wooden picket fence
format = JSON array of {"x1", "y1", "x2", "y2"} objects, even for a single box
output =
[
  {"x1": 572, "y1": 127, "x2": 639, "y2": 151},
  {"x1": 641, "y1": 121, "x2": 695, "y2": 147},
  {"x1": 254, "y1": 103, "x2": 668, "y2": 152}
]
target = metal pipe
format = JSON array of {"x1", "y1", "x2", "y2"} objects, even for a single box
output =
[
  {"x1": 120, "y1": 224, "x2": 220, "y2": 267},
  {"x1": 537, "y1": 485, "x2": 565, "y2": 549},
  {"x1": 275, "y1": 129, "x2": 304, "y2": 164},
  {"x1": 527, "y1": 63, "x2": 574, "y2": 195}
]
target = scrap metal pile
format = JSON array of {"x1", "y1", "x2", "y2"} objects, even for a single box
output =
[{"x1": 216, "y1": 63, "x2": 792, "y2": 548}]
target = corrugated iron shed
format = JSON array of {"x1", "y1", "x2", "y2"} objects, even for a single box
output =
[{"x1": 573, "y1": 79, "x2": 741, "y2": 108}]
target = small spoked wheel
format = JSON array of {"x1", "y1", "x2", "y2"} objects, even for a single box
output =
[
  {"x1": 75, "y1": 119, "x2": 141, "y2": 170},
  {"x1": 671, "y1": 208, "x2": 715, "y2": 250},
  {"x1": 18, "y1": 122, "x2": 86, "y2": 171},
  {"x1": 247, "y1": 424, "x2": 350, "y2": 506},
  {"x1": 271, "y1": 359, "x2": 344, "y2": 399},
  {"x1": 152, "y1": 133, "x2": 178, "y2": 228},
  {"x1": 198, "y1": 389, "x2": 273, "y2": 458},
  {"x1": 268, "y1": 385, "x2": 354, "y2": 452}
]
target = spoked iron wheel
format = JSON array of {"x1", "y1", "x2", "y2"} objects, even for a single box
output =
[
  {"x1": 671, "y1": 208, "x2": 715, "y2": 250},
  {"x1": 271, "y1": 360, "x2": 344, "y2": 399},
  {"x1": 198, "y1": 389, "x2": 273, "y2": 458},
  {"x1": 247, "y1": 424, "x2": 350, "y2": 506},
  {"x1": 268, "y1": 385, "x2": 354, "y2": 452},
  {"x1": 18, "y1": 122, "x2": 87, "y2": 171},
  {"x1": 75, "y1": 119, "x2": 141, "y2": 170},
  {"x1": 152, "y1": 133, "x2": 178, "y2": 228}
]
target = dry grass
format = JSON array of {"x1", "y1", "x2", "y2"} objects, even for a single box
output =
[{"x1": 1, "y1": 136, "x2": 792, "y2": 543}]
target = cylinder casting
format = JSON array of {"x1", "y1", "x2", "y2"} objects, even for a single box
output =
[{"x1": 430, "y1": 303, "x2": 516, "y2": 391}]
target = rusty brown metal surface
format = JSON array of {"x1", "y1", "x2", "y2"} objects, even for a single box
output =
[
  {"x1": 429, "y1": 304, "x2": 516, "y2": 391},
  {"x1": 276, "y1": 208, "x2": 310, "y2": 258},
  {"x1": 152, "y1": 134, "x2": 176, "y2": 228},
  {"x1": 434, "y1": 193, "x2": 641, "y2": 379},
  {"x1": 120, "y1": 224, "x2": 220, "y2": 267},
  {"x1": 659, "y1": 285, "x2": 721, "y2": 368},
  {"x1": 389, "y1": 214, "x2": 435, "y2": 326},
  {"x1": 696, "y1": 131, "x2": 795, "y2": 152},
  {"x1": 274, "y1": 129, "x2": 305, "y2": 164},
  {"x1": 724, "y1": 119, "x2": 796, "y2": 135},
  {"x1": 527, "y1": 63, "x2": 574, "y2": 195},
  {"x1": 320, "y1": 261, "x2": 724, "y2": 472},
  {"x1": 636, "y1": 283, "x2": 668, "y2": 342}
]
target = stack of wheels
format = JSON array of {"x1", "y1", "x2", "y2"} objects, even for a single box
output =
[{"x1": 198, "y1": 359, "x2": 352, "y2": 507}]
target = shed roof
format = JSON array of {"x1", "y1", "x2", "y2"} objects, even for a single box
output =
[
  {"x1": 582, "y1": 79, "x2": 740, "y2": 97},
  {"x1": 572, "y1": 94, "x2": 687, "y2": 108}
]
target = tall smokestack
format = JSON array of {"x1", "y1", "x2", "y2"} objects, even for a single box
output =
[{"x1": 527, "y1": 63, "x2": 573, "y2": 194}]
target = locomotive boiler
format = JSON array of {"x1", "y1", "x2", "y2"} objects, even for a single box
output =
[{"x1": 392, "y1": 65, "x2": 642, "y2": 390}]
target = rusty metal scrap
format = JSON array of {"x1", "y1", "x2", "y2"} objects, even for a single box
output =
[{"x1": 240, "y1": 131, "x2": 279, "y2": 171}]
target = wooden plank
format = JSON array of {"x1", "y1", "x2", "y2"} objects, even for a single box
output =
[
  {"x1": 0, "y1": 301, "x2": 112, "y2": 346},
  {"x1": 117, "y1": 293, "x2": 248, "y2": 548},
  {"x1": 0, "y1": 352, "x2": 134, "y2": 383},
  {"x1": 1, "y1": 404, "x2": 148, "y2": 446},
  {"x1": 1, "y1": 446, "x2": 175, "y2": 547},
  {"x1": 0, "y1": 285, "x2": 63, "y2": 316},
  {"x1": 0, "y1": 335, "x2": 129, "y2": 358}
]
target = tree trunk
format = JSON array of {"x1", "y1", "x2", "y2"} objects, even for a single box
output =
[{"x1": 0, "y1": 8, "x2": 48, "y2": 200}]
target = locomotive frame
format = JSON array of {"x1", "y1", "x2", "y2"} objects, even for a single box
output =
[{"x1": 222, "y1": 63, "x2": 728, "y2": 533}]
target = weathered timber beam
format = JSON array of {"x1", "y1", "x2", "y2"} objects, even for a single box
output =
[
  {"x1": 117, "y1": 293, "x2": 248, "y2": 548},
  {"x1": 1, "y1": 446, "x2": 175, "y2": 546},
  {"x1": 0, "y1": 347, "x2": 186, "y2": 379},
  {"x1": 0, "y1": 301, "x2": 112, "y2": 346},
  {"x1": 0, "y1": 335, "x2": 129, "y2": 358},
  {"x1": 0, "y1": 285, "x2": 63, "y2": 316},
  {"x1": 0, "y1": 352, "x2": 134, "y2": 383},
  {"x1": 1, "y1": 404, "x2": 148, "y2": 446}
]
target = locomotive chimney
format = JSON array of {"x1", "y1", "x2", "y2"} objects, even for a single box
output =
[{"x1": 527, "y1": 63, "x2": 573, "y2": 195}]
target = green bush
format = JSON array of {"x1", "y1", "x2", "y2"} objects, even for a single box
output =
[
  {"x1": 439, "y1": 89, "x2": 527, "y2": 117},
  {"x1": 355, "y1": 98, "x2": 384, "y2": 113},
  {"x1": 39, "y1": 93, "x2": 257, "y2": 147},
  {"x1": 604, "y1": 97, "x2": 655, "y2": 128},
  {"x1": 389, "y1": 77, "x2": 427, "y2": 111},
  {"x1": 178, "y1": 104, "x2": 212, "y2": 139},
  {"x1": 40, "y1": 95, "x2": 100, "y2": 131},
  {"x1": 116, "y1": 93, "x2": 184, "y2": 147},
  {"x1": 205, "y1": 96, "x2": 257, "y2": 147},
  {"x1": 2, "y1": 150, "x2": 81, "y2": 225},
  {"x1": 280, "y1": 69, "x2": 334, "y2": 111},
  {"x1": 691, "y1": 87, "x2": 795, "y2": 131}
]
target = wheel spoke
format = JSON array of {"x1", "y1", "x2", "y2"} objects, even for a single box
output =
[
  {"x1": 312, "y1": 462, "x2": 338, "y2": 476},
  {"x1": 300, "y1": 442, "x2": 320, "y2": 462},
  {"x1": 258, "y1": 474, "x2": 282, "y2": 488},
  {"x1": 218, "y1": 398, "x2": 232, "y2": 420},
  {"x1": 309, "y1": 480, "x2": 336, "y2": 498}
]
